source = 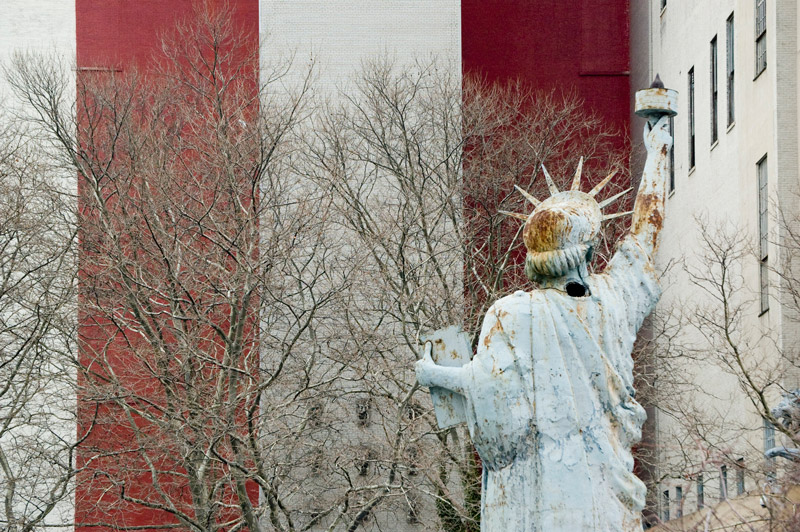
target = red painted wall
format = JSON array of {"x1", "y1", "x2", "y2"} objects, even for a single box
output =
[
  {"x1": 77, "y1": 1, "x2": 256, "y2": 70},
  {"x1": 462, "y1": 0, "x2": 631, "y2": 138},
  {"x1": 75, "y1": 2, "x2": 258, "y2": 530}
]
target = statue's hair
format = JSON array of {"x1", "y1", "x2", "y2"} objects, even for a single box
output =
[{"x1": 524, "y1": 244, "x2": 593, "y2": 283}]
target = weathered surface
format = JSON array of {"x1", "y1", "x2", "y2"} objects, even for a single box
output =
[
  {"x1": 421, "y1": 326, "x2": 471, "y2": 429},
  {"x1": 463, "y1": 237, "x2": 659, "y2": 530},
  {"x1": 416, "y1": 88, "x2": 675, "y2": 531},
  {"x1": 766, "y1": 390, "x2": 800, "y2": 461},
  {"x1": 634, "y1": 87, "x2": 678, "y2": 119}
]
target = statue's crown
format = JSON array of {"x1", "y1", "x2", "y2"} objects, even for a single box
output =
[{"x1": 500, "y1": 158, "x2": 632, "y2": 279}]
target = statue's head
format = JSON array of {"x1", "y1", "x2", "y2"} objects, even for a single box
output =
[
  {"x1": 523, "y1": 190, "x2": 601, "y2": 283},
  {"x1": 502, "y1": 159, "x2": 629, "y2": 284}
]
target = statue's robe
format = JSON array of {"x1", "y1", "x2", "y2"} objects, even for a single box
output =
[{"x1": 463, "y1": 237, "x2": 659, "y2": 531}]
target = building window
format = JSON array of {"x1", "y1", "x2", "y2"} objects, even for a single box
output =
[
  {"x1": 711, "y1": 36, "x2": 719, "y2": 143},
  {"x1": 355, "y1": 398, "x2": 371, "y2": 427},
  {"x1": 758, "y1": 156, "x2": 769, "y2": 313},
  {"x1": 720, "y1": 465, "x2": 728, "y2": 499},
  {"x1": 675, "y1": 486, "x2": 683, "y2": 518},
  {"x1": 736, "y1": 458, "x2": 746, "y2": 495},
  {"x1": 359, "y1": 448, "x2": 377, "y2": 477},
  {"x1": 308, "y1": 401, "x2": 323, "y2": 427},
  {"x1": 669, "y1": 116, "x2": 675, "y2": 192},
  {"x1": 407, "y1": 493, "x2": 420, "y2": 524},
  {"x1": 662, "y1": 489, "x2": 670, "y2": 522},
  {"x1": 697, "y1": 474, "x2": 705, "y2": 509},
  {"x1": 311, "y1": 449, "x2": 324, "y2": 474},
  {"x1": 688, "y1": 67, "x2": 696, "y2": 169},
  {"x1": 755, "y1": 0, "x2": 767, "y2": 76},
  {"x1": 406, "y1": 446, "x2": 419, "y2": 477},
  {"x1": 727, "y1": 13, "x2": 735, "y2": 125},
  {"x1": 765, "y1": 419, "x2": 776, "y2": 479},
  {"x1": 406, "y1": 401, "x2": 423, "y2": 421}
]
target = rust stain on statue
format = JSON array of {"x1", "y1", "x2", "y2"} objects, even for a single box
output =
[
  {"x1": 524, "y1": 209, "x2": 567, "y2": 252},
  {"x1": 633, "y1": 193, "x2": 663, "y2": 240},
  {"x1": 485, "y1": 318, "x2": 504, "y2": 347}
]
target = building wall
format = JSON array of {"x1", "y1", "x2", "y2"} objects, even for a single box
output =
[
  {"x1": 0, "y1": 0, "x2": 75, "y2": 64},
  {"x1": 463, "y1": 0, "x2": 631, "y2": 145},
  {"x1": 634, "y1": 0, "x2": 791, "y2": 524},
  {"x1": 260, "y1": 0, "x2": 461, "y2": 93},
  {"x1": 259, "y1": 4, "x2": 461, "y2": 530},
  {"x1": 74, "y1": 2, "x2": 259, "y2": 530}
]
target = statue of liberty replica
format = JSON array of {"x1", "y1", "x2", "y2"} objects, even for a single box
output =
[{"x1": 416, "y1": 81, "x2": 677, "y2": 531}]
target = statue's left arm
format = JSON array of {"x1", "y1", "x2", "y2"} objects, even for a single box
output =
[
  {"x1": 629, "y1": 116, "x2": 673, "y2": 257},
  {"x1": 415, "y1": 342, "x2": 467, "y2": 395}
]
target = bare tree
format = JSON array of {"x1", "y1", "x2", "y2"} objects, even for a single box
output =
[
  {"x1": 4, "y1": 6, "x2": 635, "y2": 530},
  {"x1": 636, "y1": 208, "x2": 800, "y2": 531},
  {"x1": 0, "y1": 102, "x2": 79, "y2": 531},
  {"x1": 4, "y1": 5, "x2": 406, "y2": 531}
]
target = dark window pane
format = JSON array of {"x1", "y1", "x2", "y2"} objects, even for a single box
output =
[
  {"x1": 711, "y1": 36, "x2": 718, "y2": 143},
  {"x1": 755, "y1": 0, "x2": 767, "y2": 75},
  {"x1": 689, "y1": 68, "x2": 695, "y2": 168},
  {"x1": 727, "y1": 14, "x2": 735, "y2": 125}
]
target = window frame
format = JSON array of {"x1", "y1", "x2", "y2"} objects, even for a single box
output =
[
  {"x1": 736, "y1": 458, "x2": 746, "y2": 495},
  {"x1": 764, "y1": 418, "x2": 776, "y2": 479},
  {"x1": 726, "y1": 13, "x2": 735, "y2": 126},
  {"x1": 711, "y1": 36, "x2": 719, "y2": 143},
  {"x1": 755, "y1": 0, "x2": 767, "y2": 77},
  {"x1": 758, "y1": 155, "x2": 769, "y2": 314},
  {"x1": 697, "y1": 474, "x2": 705, "y2": 509},
  {"x1": 688, "y1": 67, "x2": 696, "y2": 169},
  {"x1": 669, "y1": 116, "x2": 675, "y2": 192}
]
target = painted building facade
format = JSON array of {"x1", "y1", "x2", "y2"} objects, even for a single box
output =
[{"x1": 0, "y1": 1, "x2": 641, "y2": 530}]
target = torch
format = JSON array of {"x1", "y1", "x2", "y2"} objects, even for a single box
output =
[{"x1": 635, "y1": 74, "x2": 678, "y2": 126}]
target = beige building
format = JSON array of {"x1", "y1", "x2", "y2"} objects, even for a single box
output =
[{"x1": 632, "y1": 0, "x2": 800, "y2": 527}]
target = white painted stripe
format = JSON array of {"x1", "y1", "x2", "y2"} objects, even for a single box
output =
[
  {"x1": 259, "y1": 0, "x2": 460, "y2": 91},
  {"x1": 0, "y1": 3, "x2": 76, "y2": 530}
]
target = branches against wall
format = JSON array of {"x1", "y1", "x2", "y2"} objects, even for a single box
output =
[{"x1": 0, "y1": 90, "x2": 78, "y2": 530}]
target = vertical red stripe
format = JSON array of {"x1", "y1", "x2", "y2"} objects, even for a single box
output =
[
  {"x1": 75, "y1": 2, "x2": 258, "y2": 530},
  {"x1": 461, "y1": 0, "x2": 631, "y2": 137}
]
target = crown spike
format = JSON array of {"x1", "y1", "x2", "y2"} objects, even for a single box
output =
[
  {"x1": 602, "y1": 210, "x2": 633, "y2": 221},
  {"x1": 570, "y1": 157, "x2": 584, "y2": 191},
  {"x1": 541, "y1": 165, "x2": 560, "y2": 196},
  {"x1": 598, "y1": 187, "x2": 633, "y2": 209},
  {"x1": 513, "y1": 184, "x2": 542, "y2": 207},
  {"x1": 498, "y1": 210, "x2": 530, "y2": 221},
  {"x1": 588, "y1": 169, "x2": 619, "y2": 197}
]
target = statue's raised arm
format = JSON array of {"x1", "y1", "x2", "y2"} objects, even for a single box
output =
[
  {"x1": 629, "y1": 115, "x2": 673, "y2": 257},
  {"x1": 629, "y1": 78, "x2": 678, "y2": 257}
]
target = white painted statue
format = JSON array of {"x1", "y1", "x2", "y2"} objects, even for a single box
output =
[{"x1": 416, "y1": 94, "x2": 675, "y2": 531}]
